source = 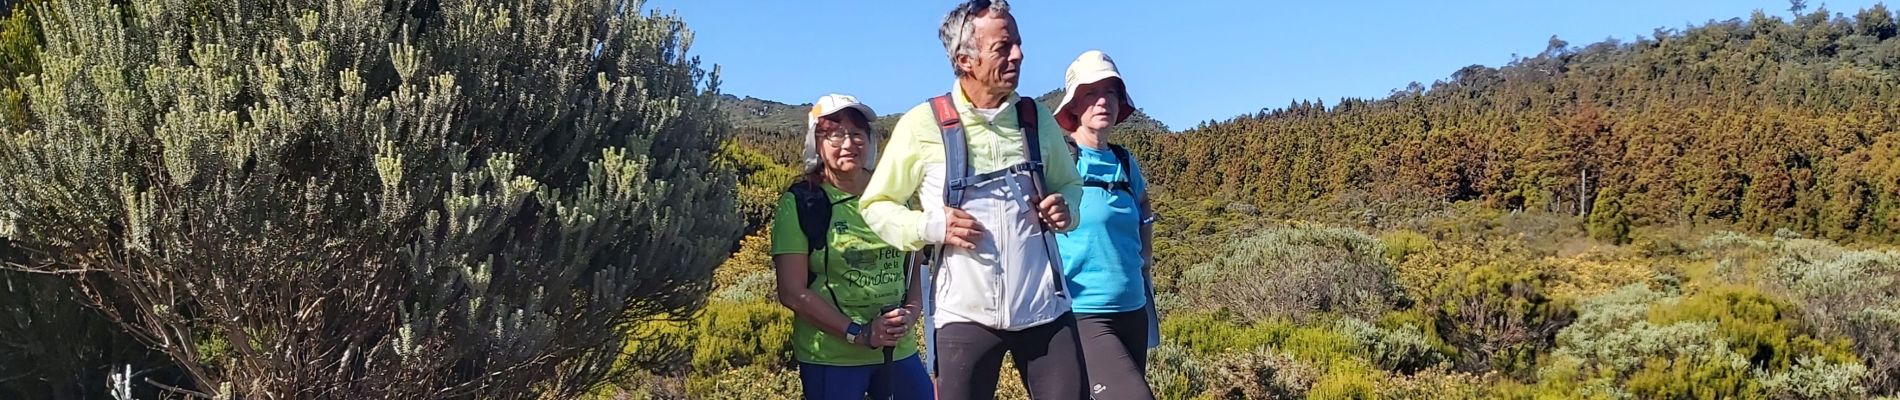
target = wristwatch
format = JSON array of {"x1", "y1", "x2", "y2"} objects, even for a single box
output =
[{"x1": 843, "y1": 322, "x2": 865, "y2": 346}]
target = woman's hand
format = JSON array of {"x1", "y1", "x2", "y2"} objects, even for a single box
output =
[{"x1": 872, "y1": 307, "x2": 914, "y2": 347}]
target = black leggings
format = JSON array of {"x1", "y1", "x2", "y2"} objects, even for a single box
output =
[
  {"x1": 934, "y1": 314, "x2": 1089, "y2": 400},
  {"x1": 1076, "y1": 310, "x2": 1154, "y2": 400}
]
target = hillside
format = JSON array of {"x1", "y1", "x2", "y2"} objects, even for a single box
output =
[
  {"x1": 716, "y1": 94, "x2": 810, "y2": 135},
  {"x1": 1127, "y1": 5, "x2": 1900, "y2": 245}
]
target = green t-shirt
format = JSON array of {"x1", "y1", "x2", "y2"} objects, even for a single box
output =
[{"x1": 770, "y1": 183, "x2": 919, "y2": 366}]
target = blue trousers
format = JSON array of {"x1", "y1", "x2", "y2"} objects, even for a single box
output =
[{"x1": 799, "y1": 354, "x2": 934, "y2": 400}]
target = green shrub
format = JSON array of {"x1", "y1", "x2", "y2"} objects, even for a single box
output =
[
  {"x1": 686, "y1": 364, "x2": 802, "y2": 399},
  {"x1": 1402, "y1": 245, "x2": 1577, "y2": 377},
  {"x1": 1375, "y1": 365, "x2": 1508, "y2": 400},
  {"x1": 1181, "y1": 223, "x2": 1401, "y2": 323},
  {"x1": 1699, "y1": 231, "x2": 1900, "y2": 393},
  {"x1": 1646, "y1": 287, "x2": 1858, "y2": 371},
  {"x1": 1163, "y1": 311, "x2": 1263, "y2": 355},
  {"x1": 1, "y1": 0, "x2": 744, "y2": 396},
  {"x1": 1148, "y1": 191, "x2": 1266, "y2": 296},
  {"x1": 1539, "y1": 284, "x2": 1868, "y2": 399},
  {"x1": 1206, "y1": 349, "x2": 1320, "y2": 399},
  {"x1": 1757, "y1": 355, "x2": 1871, "y2": 399},
  {"x1": 1147, "y1": 344, "x2": 1210, "y2": 400},
  {"x1": 1162, "y1": 311, "x2": 1366, "y2": 366},
  {"x1": 610, "y1": 299, "x2": 795, "y2": 386},
  {"x1": 1379, "y1": 229, "x2": 1433, "y2": 264},
  {"x1": 1337, "y1": 317, "x2": 1448, "y2": 373},
  {"x1": 1307, "y1": 359, "x2": 1379, "y2": 400},
  {"x1": 690, "y1": 301, "x2": 795, "y2": 372},
  {"x1": 717, "y1": 140, "x2": 802, "y2": 233},
  {"x1": 712, "y1": 230, "x2": 778, "y2": 302},
  {"x1": 1587, "y1": 188, "x2": 1632, "y2": 245},
  {"x1": 1540, "y1": 285, "x2": 1741, "y2": 398}
]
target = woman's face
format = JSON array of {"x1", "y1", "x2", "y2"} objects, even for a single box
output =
[
  {"x1": 817, "y1": 113, "x2": 872, "y2": 173},
  {"x1": 1068, "y1": 79, "x2": 1123, "y2": 132}
]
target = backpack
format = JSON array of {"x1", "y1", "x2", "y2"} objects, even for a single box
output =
[
  {"x1": 787, "y1": 180, "x2": 837, "y2": 255},
  {"x1": 919, "y1": 93, "x2": 1069, "y2": 375},
  {"x1": 926, "y1": 94, "x2": 1065, "y2": 297},
  {"x1": 1065, "y1": 141, "x2": 1138, "y2": 196},
  {"x1": 786, "y1": 180, "x2": 848, "y2": 306}
]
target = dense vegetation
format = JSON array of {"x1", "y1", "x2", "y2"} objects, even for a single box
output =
[
  {"x1": 1133, "y1": 4, "x2": 1900, "y2": 246},
  {"x1": 1, "y1": 0, "x2": 740, "y2": 398}
]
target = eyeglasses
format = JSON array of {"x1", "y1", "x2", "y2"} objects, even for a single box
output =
[{"x1": 819, "y1": 131, "x2": 869, "y2": 144}]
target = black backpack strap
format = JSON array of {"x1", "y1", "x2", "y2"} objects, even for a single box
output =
[
  {"x1": 1016, "y1": 97, "x2": 1045, "y2": 193},
  {"x1": 787, "y1": 180, "x2": 828, "y2": 291},
  {"x1": 1016, "y1": 97, "x2": 1069, "y2": 299},
  {"x1": 1076, "y1": 143, "x2": 1138, "y2": 195},
  {"x1": 787, "y1": 180, "x2": 832, "y2": 254},
  {"x1": 1109, "y1": 143, "x2": 1134, "y2": 190},
  {"x1": 787, "y1": 180, "x2": 852, "y2": 311},
  {"x1": 1111, "y1": 144, "x2": 1138, "y2": 195},
  {"x1": 1082, "y1": 180, "x2": 1132, "y2": 193}
]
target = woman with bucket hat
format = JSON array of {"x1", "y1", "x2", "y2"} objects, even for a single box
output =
[
  {"x1": 772, "y1": 94, "x2": 932, "y2": 399},
  {"x1": 1054, "y1": 50, "x2": 1160, "y2": 400}
]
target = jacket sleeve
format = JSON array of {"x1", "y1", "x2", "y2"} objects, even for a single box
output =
[
  {"x1": 1037, "y1": 104, "x2": 1084, "y2": 233},
  {"x1": 859, "y1": 105, "x2": 941, "y2": 251}
]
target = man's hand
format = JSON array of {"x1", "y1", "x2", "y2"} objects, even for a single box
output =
[
  {"x1": 944, "y1": 207, "x2": 983, "y2": 250},
  {"x1": 1037, "y1": 193, "x2": 1071, "y2": 231}
]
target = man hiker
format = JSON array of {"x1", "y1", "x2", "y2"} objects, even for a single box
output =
[{"x1": 859, "y1": 1, "x2": 1090, "y2": 399}]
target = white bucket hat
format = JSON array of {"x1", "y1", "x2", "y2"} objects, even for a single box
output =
[
  {"x1": 803, "y1": 93, "x2": 880, "y2": 174},
  {"x1": 1055, "y1": 50, "x2": 1136, "y2": 132}
]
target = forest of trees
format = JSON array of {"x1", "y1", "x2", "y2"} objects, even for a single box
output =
[{"x1": 1128, "y1": 4, "x2": 1900, "y2": 245}]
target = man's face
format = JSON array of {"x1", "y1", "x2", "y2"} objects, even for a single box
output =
[{"x1": 958, "y1": 13, "x2": 1023, "y2": 92}]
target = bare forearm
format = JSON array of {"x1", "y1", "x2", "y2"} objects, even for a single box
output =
[
  {"x1": 1141, "y1": 224, "x2": 1154, "y2": 269},
  {"x1": 779, "y1": 287, "x2": 854, "y2": 338},
  {"x1": 775, "y1": 254, "x2": 856, "y2": 338},
  {"x1": 1141, "y1": 196, "x2": 1156, "y2": 270}
]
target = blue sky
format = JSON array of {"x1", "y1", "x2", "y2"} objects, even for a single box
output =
[{"x1": 641, "y1": 0, "x2": 1887, "y2": 129}]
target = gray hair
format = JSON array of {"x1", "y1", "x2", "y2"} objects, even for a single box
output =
[{"x1": 939, "y1": 0, "x2": 1011, "y2": 77}]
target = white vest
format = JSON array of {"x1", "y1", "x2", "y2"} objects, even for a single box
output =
[{"x1": 921, "y1": 163, "x2": 1070, "y2": 331}]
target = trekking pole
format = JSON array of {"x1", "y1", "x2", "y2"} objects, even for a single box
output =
[
  {"x1": 879, "y1": 303, "x2": 902, "y2": 399},
  {"x1": 1025, "y1": 173, "x2": 1067, "y2": 298}
]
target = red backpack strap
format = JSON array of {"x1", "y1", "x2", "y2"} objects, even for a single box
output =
[
  {"x1": 930, "y1": 94, "x2": 972, "y2": 208},
  {"x1": 930, "y1": 95, "x2": 961, "y2": 130},
  {"x1": 922, "y1": 95, "x2": 966, "y2": 378}
]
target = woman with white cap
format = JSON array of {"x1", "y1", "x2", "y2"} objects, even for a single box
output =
[
  {"x1": 1053, "y1": 50, "x2": 1159, "y2": 400},
  {"x1": 772, "y1": 94, "x2": 932, "y2": 399}
]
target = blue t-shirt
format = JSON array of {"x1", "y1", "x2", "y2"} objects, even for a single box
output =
[{"x1": 1055, "y1": 144, "x2": 1151, "y2": 314}]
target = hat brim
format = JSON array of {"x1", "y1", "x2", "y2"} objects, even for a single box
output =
[
  {"x1": 1055, "y1": 73, "x2": 1135, "y2": 132},
  {"x1": 813, "y1": 103, "x2": 876, "y2": 124}
]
